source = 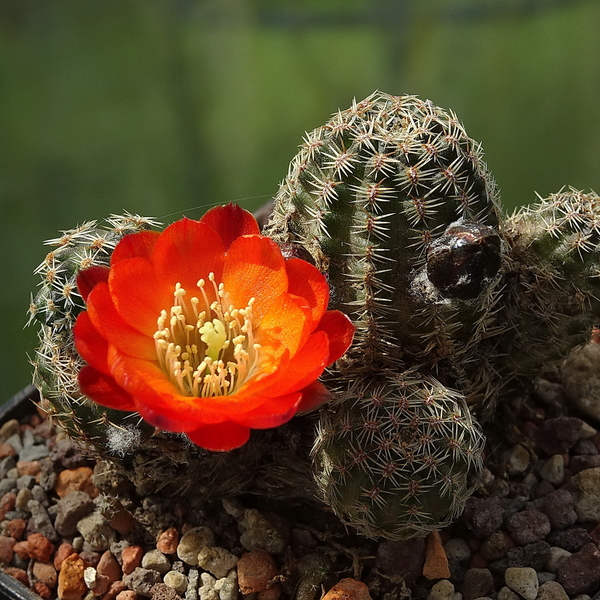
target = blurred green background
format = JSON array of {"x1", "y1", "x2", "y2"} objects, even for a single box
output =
[{"x1": 2, "y1": 0, "x2": 600, "y2": 400}]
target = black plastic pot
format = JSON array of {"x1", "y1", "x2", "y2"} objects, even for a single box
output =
[{"x1": 0, "y1": 384, "x2": 44, "y2": 600}]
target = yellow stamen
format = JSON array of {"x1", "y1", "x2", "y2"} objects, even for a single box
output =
[{"x1": 153, "y1": 274, "x2": 260, "y2": 397}]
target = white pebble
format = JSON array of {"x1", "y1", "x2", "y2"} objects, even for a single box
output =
[
  {"x1": 83, "y1": 566, "x2": 98, "y2": 590},
  {"x1": 142, "y1": 548, "x2": 171, "y2": 575},
  {"x1": 427, "y1": 579, "x2": 455, "y2": 600},
  {"x1": 198, "y1": 546, "x2": 239, "y2": 579},
  {"x1": 164, "y1": 570, "x2": 189, "y2": 594},
  {"x1": 215, "y1": 571, "x2": 239, "y2": 600},
  {"x1": 177, "y1": 526, "x2": 216, "y2": 566},
  {"x1": 505, "y1": 567, "x2": 539, "y2": 600}
]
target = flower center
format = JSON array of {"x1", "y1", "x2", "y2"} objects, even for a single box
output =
[{"x1": 153, "y1": 273, "x2": 261, "y2": 397}]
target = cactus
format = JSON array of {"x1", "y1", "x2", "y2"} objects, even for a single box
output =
[
  {"x1": 29, "y1": 213, "x2": 160, "y2": 442},
  {"x1": 313, "y1": 373, "x2": 484, "y2": 539},
  {"x1": 29, "y1": 91, "x2": 600, "y2": 542},
  {"x1": 499, "y1": 188, "x2": 600, "y2": 393}
]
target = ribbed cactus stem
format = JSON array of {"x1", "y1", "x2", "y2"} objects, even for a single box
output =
[{"x1": 313, "y1": 373, "x2": 484, "y2": 540}]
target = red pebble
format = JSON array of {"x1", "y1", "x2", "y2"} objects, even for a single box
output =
[
  {"x1": 55, "y1": 467, "x2": 99, "y2": 498},
  {"x1": 97, "y1": 550, "x2": 122, "y2": 582},
  {"x1": 54, "y1": 542, "x2": 77, "y2": 571},
  {"x1": 7, "y1": 518, "x2": 26, "y2": 540},
  {"x1": 27, "y1": 533, "x2": 55, "y2": 562},
  {"x1": 0, "y1": 443, "x2": 17, "y2": 458},
  {"x1": 16, "y1": 460, "x2": 41, "y2": 476},
  {"x1": 32, "y1": 582, "x2": 52, "y2": 600},
  {"x1": 13, "y1": 540, "x2": 30, "y2": 560},
  {"x1": 5, "y1": 566, "x2": 29, "y2": 586},
  {"x1": 0, "y1": 536, "x2": 15, "y2": 563},
  {"x1": 0, "y1": 492, "x2": 16, "y2": 520},
  {"x1": 237, "y1": 549, "x2": 279, "y2": 594},
  {"x1": 102, "y1": 580, "x2": 128, "y2": 600},
  {"x1": 156, "y1": 527, "x2": 179, "y2": 555},
  {"x1": 121, "y1": 545, "x2": 143, "y2": 575}
]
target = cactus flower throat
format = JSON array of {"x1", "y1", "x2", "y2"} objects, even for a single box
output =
[{"x1": 73, "y1": 204, "x2": 354, "y2": 451}]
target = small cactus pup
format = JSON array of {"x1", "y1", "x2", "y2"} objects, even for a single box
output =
[
  {"x1": 28, "y1": 203, "x2": 354, "y2": 498},
  {"x1": 500, "y1": 188, "x2": 600, "y2": 389},
  {"x1": 265, "y1": 91, "x2": 496, "y2": 539},
  {"x1": 313, "y1": 373, "x2": 484, "y2": 540},
  {"x1": 29, "y1": 213, "x2": 160, "y2": 443}
]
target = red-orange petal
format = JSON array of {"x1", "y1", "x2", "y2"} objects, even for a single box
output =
[
  {"x1": 200, "y1": 203, "x2": 260, "y2": 250},
  {"x1": 222, "y1": 235, "x2": 288, "y2": 322},
  {"x1": 86, "y1": 283, "x2": 156, "y2": 361},
  {"x1": 151, "y1": 218, "x2": 225, "y2": 292},
  {"x1": 259, "y1": 330, "x2": 329, "y2": 397},
  {"x1": 255, "y1": 292, "x2": 312, "y2": 361},
  {"x1": 284, "y1": 258, "x2": 329, "y2": 325},
  {"x1": 111, "y1": 230, "x2": 160, "y2": 265},
  {"x1": 232, "y1": 392, "x2": 302, "y2": 429},
  {"x1": 73, "y1": 312, "x2": 111, "y2": 375},
  {"x1": 186, "y1": 422, "x2": 251, "y2": 452},
  {"x1": 315, "y1": 310, "x2": 355, "y2": 364},
  {"x1": 78, "y1": 366, "x2": 137, "y2": 412},
  {"x1": 296, "y1": 380, "x2": 333, "y2": 414},
  {"x1": 76, "y1": 266, "x2": 109, "y2": 302},
  {"x1": 108, "y1": 257, "x2": 172, "y2": 336}
]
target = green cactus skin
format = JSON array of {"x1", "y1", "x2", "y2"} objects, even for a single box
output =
[
  {"x1": 29, "y1": 213, "x2": 160, "y2": 443},
  {"x1": 499, "y1": 188, "x2": 600, "y2": 394},
  {"x1": 313, "y1": 373, "x2": 484, "y2": 540}
]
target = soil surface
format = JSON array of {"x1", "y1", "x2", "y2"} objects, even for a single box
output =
[{"x1": 2, "y1": 351, "x2": 600, "y2": 600}]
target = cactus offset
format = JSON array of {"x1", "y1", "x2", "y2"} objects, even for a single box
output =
[{"x1": 313, "y1": 373, "x2": 484, "y2": 539}]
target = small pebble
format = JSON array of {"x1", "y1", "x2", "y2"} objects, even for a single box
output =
[
  {"x1": 556, "y1": 542, "x2": 600, "y2": 595},
  {"x1": 237, "y1": 549, "x2": 278, "y2": 594},
  {"x1": 54, "y1": 490, "x2": 95, "y2": 536},
  {"x1": 547, "y1": 528, "x2": 591, "y2": 553},
  {"x1": 480, "y1": 532, "x2": 511, "y2": 561},
  {"x1": 97, "y1": 549, "x2": 122, "y2": 582},
  {"x1": 123, "y1": 566, "x2": 162, "y2": 597},
  {"x1": 504, "y1": 566, "x2": 539, "y2": 600},
  {"x1": 462, "y1": 497, "x2": 504, "y2": 538},
  {"x1": 443, "y1": 537, "x2": 471, "y2": 562},
  {"x1": 142, "y1": 548, "x2": 171, "y2": 575},
  {"x1": 540, "y1": 455, "x2": 565, "y2": 485},
  {"x1": 214, "y1": 570, "x2": 239, "y2": 600},
  {"x1": 537, "y1": 580, "x2": 569, "y2": 600},
  {"x1": 199, "y1": 571, "x2": 218, "y2": 600},
  {"x1": 570, "y1": 467, "x2": 600, "y2": 522},
  {"x1": 505, "y1": 510, "x2": 551, "y2": 545},
  {"x1": 197, "y1": 545, "x2": 239, "y2": 579},
  {"x1": 186, "y1": 568, "x2": 200, "y2": 600},
  {"x1": 321, "y1": 578, "x2": 372, "y2": 600},
  {"x1": 427, "y1": 579, "x2": 455, "y2": 600},
  {"x1": 122, "y1": 545, "x2": 144, "y2": 575},
  {"x1": 238, "y1": 509, "x2": 287, "y2": 555},
  {"x1": 177, "y1": 526, "x2": 216, "y2": 566},
  {"x1": 423, "y1": 531, "x2": 450, "y2": 579},
  {"x1": 27, "y1": 499, "x2": 58, "y2": 541},
  {"x1": 546, "y1": 546, "x2": 572, "y2": 573},
  {"x1": 540, "y1": 489, "x2": 577, "y2": 530},
  {"x1": 498, "y1": 586, "x2": 520, "y2": 600},
  {"x1": 503, "y1": 444, "x2": 530, "y2": 475},
  {"x1": 27, "y1": 532, "x2": 54, "y2": 562},
  {"x1": 32, "y1": 560, "x2": 57, "y2": 588},
  {"x1": 157, "y1": 526, "x2": 179, "y2": 555},
  {"x1": 57, "y1": 553, "x2": 87, "y2": 600},
  {"x1": 76, "y1": 511, "x2": 117, "y2": 551},
  {"x1": 54, "y1": 542, "x2": 76, "y2": 570},
  {"x1": 461, "y1": 567, "x2": 494, "y2": 600},
  {"x1": 55, "y1": 467, "x2": 98, "y2": 498},
  {"x1": 0, "y1": 535, "x2": 15, "y2": 563},
  {"x1": 164, "y1": 570, "x2": 189, "y2": 594}
]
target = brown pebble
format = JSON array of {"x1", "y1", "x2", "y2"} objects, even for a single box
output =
[
  {"x1": 0, "y1": 535, "x2": 15, "y2": 563},
  {"x1": 423, "y1": 531, "x2": 450, "y2": 580},
  {"x1": 27, "y1": 533, "x2": 55, "y2": 562},
  {"x1": 5, "y1": 566, "x2": 29, "y2": 586},
  {"x1": 106, "y1": 505, "x2": 135, "y2": 535},
  {"x1": 7, "y1": 518, "x2": 27, "y2": 540},
  {"x1": 33, "y1": 560, "x2": 58, "y2": 588},
  {"x1": 0, "y1": 443, "x2": 17, "y2": 458},
  {"x1": 121, "y1": 545, "x2": 143, "y2": 575},
  {"x1": 13, "y1": 540, "x2": 30, "y2": 560},
  {"x1": 156, "y1": 526, "x2": 179, "y2": 554},
  {"x1": 58, "y1": 553, "x2": 88, "y2": 600},
  {"x1": 258, "y1": 582, "x2": 283, "y2": 600},
  {"x1": 55, "y1": 467, "x2": 99, "y2": 498},
  {"x1": 54, "y1": 542, "x2": 77, "y2": 570},
  {"x1": 33, "y1": 581, "x2": 52, "y2": 600},
  {"x1": 237, "y1": 549, "x2": 279, "y2": 594},
  {"x1": 16, "y1": 460, "x2": 41, "y2": 476},
  {"x1": 93, "y1": 574, "x2": 111, "y2": 596},
  {"x1": 0, "y1": 492, "x2": 16, "y2": 520},
  {"x1": 102, "y1": 580, "x2": 128, "y2": 600},
  {"x1": 97, "y1": 550, "x2": 122, "y2": 582},
  {"x1": 321, "y1": 578, "x2": 373, "y2": 600},
  {"x1": 115, "y1": 590, "x2": 138, "y2": 600}
]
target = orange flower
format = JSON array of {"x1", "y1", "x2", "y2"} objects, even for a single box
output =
[{"x1": 73, "y1": 203, "x2": 354, "y2": 451}]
